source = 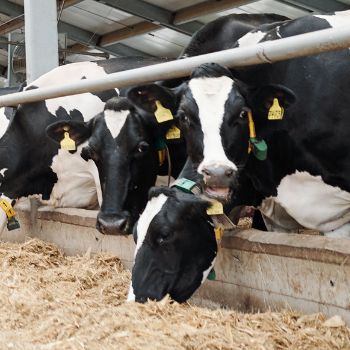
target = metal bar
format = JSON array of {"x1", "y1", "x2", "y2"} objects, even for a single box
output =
[{"x1": 0, "y1": 24, "x2": 349, "y2": 106}]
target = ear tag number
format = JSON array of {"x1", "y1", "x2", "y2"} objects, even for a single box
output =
[
  {"x1": 166, "y1": 125, "x2": 181, "y2": 139},
  {"x1": 268, "y1": 98, "x2": 284, "y2": 120},
  {"x1": 0, "y1": 199, "x2": 20, "y2": 231},
  {"x1": 60, "y1": 127, "x2": 76, "y2": 151},
  {"x1": 206, "y1": 200, "x2": 224, "y2": 215},
  {"x1": 154, "y1": 100, "x2": 174, "y2": 123}
]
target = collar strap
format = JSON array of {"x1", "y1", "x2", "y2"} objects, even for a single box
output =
[
  {"x1": 155, "y1": 138, "x2": 167, "y2": 167},
  {"x1": 171, "y1": 178, "x2": 201, "y2": 195}
]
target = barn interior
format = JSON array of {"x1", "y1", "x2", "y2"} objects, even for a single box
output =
[{"x1": 0, "y1": 0, "x2": 349, "y2": 86}]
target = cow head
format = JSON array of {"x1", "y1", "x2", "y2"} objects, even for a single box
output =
[
  {"x1": 132, "y1": 63, "x2": 296, "y2": 203},
  {"x1": 130, "y1": 186, "x2": 217, "y2": 303},
  {"x1": 46, "y1": 96, "x2": 182, "y2": 235}
]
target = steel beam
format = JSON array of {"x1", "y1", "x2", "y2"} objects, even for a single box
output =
[
  {"x1": 96, "y1": 0, "x2": 202, "y2": 35},
  {"x1": 1, "y1": 24, "x2": 350, "y2": 106},
  {"x1": 174, "y1": 0, "x2": 258, "y2": 24},
  {"x1": 0, "y1": 0, "x2": 152, "y2": 58},
  {"x1": 280, "y1": 0, "x2": 349, "y2": 12}
]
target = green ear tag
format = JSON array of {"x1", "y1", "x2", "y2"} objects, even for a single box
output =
[
  {"x1": 207, "y1": 268, "x2": 216, "y2": 281},
  {"x1": 250, "y1": 138, "x2": 267, "y2": 161},
  {"x1": 155, "y1": 138, "x2": 166, "y2": 151},
  {"x1": 173, "y1": 178, "x2": 197, "y2": 193},
  {"x1": 7, "y1": 217, "x2": 20, "y2": 231}
]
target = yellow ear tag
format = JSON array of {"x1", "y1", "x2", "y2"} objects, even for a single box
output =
[
  {"x1": 154, "y1": 100, "x2": 174, "y2": 123},
  {"x1": 206, "y1": 200, "x2": 224, "y2": 216},
  {"x1": 60, "y1": 130, "x2": 76, "y2": 151},
  {"x1": 268, "y1": 98, "x2": 284, "y2": 120},
  {"x1": 214, "y1": 226, "x2": 223, "y2": 241},
  {"x1": 166, "y1": 125, "x2": 181, "y2": 140}
]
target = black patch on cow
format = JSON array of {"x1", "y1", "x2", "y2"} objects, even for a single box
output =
[
  {"x1": 25, "y1": 85, "x2": 38, "y2": 91},
  {"x1": 91, "y1": 90, "x2": 119, "y2": 103},
  {"x1": 104, "y1": 97, "x2": 133, "y2": 112},
  {"x1": 190, "y1": 62, "x2": 233, "y2": 80},
  {"x1": 81, "y1": 76, "x2": 87, "y2": 79}
]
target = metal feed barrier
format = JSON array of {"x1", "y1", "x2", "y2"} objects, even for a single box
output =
[{"x1": 0, "y1": 24, "x2": 349, "y2": 106}]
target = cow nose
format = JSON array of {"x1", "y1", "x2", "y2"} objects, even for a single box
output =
[
  {"x1": 96, "y1": 215, "x2": 130, "y2": 235},
  {"x1": 202, "y1": 165, "x2": 235, "y2": 179}
]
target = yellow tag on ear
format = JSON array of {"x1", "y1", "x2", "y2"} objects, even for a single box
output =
[
  {"x1": 60, "y1": 131, "x2": 76, "y2": 151},
  {"x1": 154, "y1": 100, "x2": 174, "y2": 123},
  {"x1": 268, "y1": 98, "x2": 284, "y2": 120},
  {"x1": 206, "y1": 200, "x2": 224, "y2": 215},
  {"x1": 166, "y1": 125, "x2": 181, "y2": 139},
  {"x1": 214, "y1": 226, "x2": 223, "y2": 241}
]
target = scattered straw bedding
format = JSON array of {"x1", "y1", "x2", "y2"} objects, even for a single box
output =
[{"x1": 0, "y1": 239, "x2": 348, "y2": 350}]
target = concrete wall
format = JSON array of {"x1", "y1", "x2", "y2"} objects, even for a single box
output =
[{"x1": 1, "y1": 206, "x2": 350, "y2": 324}]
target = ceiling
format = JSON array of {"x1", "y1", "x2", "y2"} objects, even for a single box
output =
[{"x1": 0, "y1": 0, "x2": 349, "y2": 85}]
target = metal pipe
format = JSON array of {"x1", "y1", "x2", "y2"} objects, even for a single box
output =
[{"x1": 0, "y1": 24, "x2": 350, "y2": 107}]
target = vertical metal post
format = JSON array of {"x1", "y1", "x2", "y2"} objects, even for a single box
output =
[
  {"x1": 24, "y1": 0, "x2": 59, "y2": 83},
  {"x1": 7, "y1": 33, "x2": 15, "y2": 86}
]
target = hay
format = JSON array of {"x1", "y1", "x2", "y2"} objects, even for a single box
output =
[{"x1": 0, "y1": 239, "x2": 348, "y2": 350}]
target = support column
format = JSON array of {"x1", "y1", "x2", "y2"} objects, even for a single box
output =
[{"x1": 24, "y1": 0, "x2": 59, "y2": 83}]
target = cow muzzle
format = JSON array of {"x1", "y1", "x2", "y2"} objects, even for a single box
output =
[
  {"x1": 201, "y1": 165, "x2": 236, "y2": 201},
  {"x1": 96, "y1": 213, "x2": 130, "y2": 235}
]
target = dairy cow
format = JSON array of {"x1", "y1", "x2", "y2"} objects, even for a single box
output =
[
  {"x1": 128, "y1": 185, "x2": 217, "y2": 303},
  {"x1": 0, "y1": 56, "x2": 168, "y2": 233},
  {"x1": 131, "y1": 10, "x2": 350, "y2": 237},
  {"x1": 47, "y1": 95, "x2": 187, "y2": 234}
]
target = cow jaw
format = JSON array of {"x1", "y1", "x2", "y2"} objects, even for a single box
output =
[{"x1": 204, "y1": 185, "x2": 231, "y2": 201}]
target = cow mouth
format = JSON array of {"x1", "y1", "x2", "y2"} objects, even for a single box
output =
[{"x1": 204, "y1": 186, "x2": 231, "y2": 201}]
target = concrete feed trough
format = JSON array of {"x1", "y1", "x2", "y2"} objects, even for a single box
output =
[{"x1": 1, "y1": 206, "x2": 350, "y2": 325}]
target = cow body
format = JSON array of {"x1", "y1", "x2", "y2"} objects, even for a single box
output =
[
  {"x1": 0, "y1": 56, "x2": 168, "y2": 232},
  {"x1": 132, "y1": 10, "x2": 350, "y2": 237}
]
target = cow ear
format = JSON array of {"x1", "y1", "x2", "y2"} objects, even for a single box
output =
[
  {"x1": 254, "y1": 84, "x2": 296, "y2": 111},
  {"x1": 46, "y1": 120, "x2": 93, "y2": 146},
  {"x1": 127, "y1": 83, "x2": 181, "y2": 114}
]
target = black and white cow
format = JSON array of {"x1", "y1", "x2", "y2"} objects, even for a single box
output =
[
  {"x1": 47, "y1": 95, "x2": 187, "y2": 234},
  {"x1": 130, "y1": 10, "x2": 350, "y2": 237},
  {"x1": 128, "y1": 185, "x2": 217, "y2": 303},
  {"x1": 0, "y1": 56, "x2": 169, "y2": 233},
  {"x1": 43, "y1": 13, "x2": 289, "y2": 235}
]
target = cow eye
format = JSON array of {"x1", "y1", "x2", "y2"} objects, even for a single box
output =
[
  {"x1": 178, "y1": 111, "x2": 190, "y2": 125},
  {"x1": 137, "y1": 141, "x2": 149, "y2": 153},
  {"x1": 240, "y1": 110, "x2": 248, "y2": 118},
  {"x1": 156, "y1": 231, "x2": 172, "y2": 245}
]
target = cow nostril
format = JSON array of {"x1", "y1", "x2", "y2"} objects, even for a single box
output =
[
  {"x1": 225, "y1": 169, "x2": 234, "y2": 177},
  {"x1": 202, "y1": 168, "x2": 211, "y2": 177},
  {"x1": 115, "y1": 218, "x2": 128, "y2": 232}
]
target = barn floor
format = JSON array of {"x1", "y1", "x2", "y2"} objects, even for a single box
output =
[{"x1": 0, "y1": 239, "x2": 349, "y2": 350}]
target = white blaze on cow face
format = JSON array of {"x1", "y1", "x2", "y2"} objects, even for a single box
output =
[
  {"x1": 134, "y1": 193, "x2": 168, "y2": 256},
  {"x1": 104, "y1": 109, "x2": 129, "y2": 139},
  {"x1": 188, "y1": 76, "x2": 238, "y2": 174},
  {"x1": 127, "y1": 193, "x2": 168, "y2": 300},
  {"x1": 237, "y1": 30, "x2": 266, "y2": 47},
  {"x1": 25, "y1": 61, "x2": 119, "y2": 122}
]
